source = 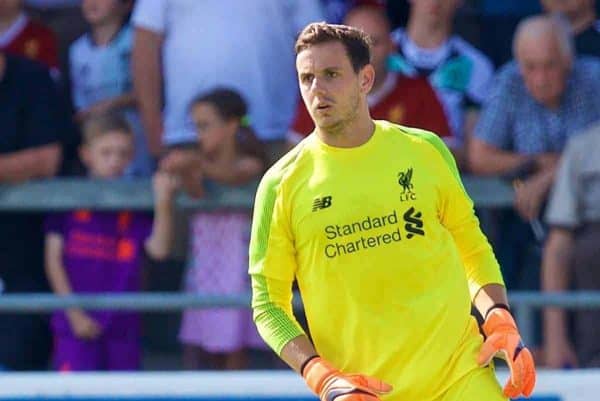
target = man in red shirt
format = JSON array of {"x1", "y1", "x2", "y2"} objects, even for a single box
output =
[
  {"x1": 0, "y1": 0, "x2": 58, "y2": 71},
  {"x1": 288, "y1": 3, "x2": 452, "y2": 152}
]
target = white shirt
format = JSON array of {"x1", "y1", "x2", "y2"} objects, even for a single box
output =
[
  {"x1": 70, "y1": 25, "x2": 153, "y2": 176},
  {"x1": 132, "y1": 0, "x2": 324, "y2": 144}
]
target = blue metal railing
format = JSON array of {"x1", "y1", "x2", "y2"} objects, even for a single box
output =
[
  {"x1": 0, "y1": 176, "x2": 514, "y2": 210},
  {"x1": 0, "y1": 291, "x2": 598, "y2": 344},
  {"x1": 0, "y1": 177, "x2": 596, "y2": 345}
]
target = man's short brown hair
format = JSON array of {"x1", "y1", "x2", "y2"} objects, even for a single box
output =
[
  {"x1": 81, "y1": 112, "x2": 133, "y2": 145},
  {"x1": 295, "y1": 22, "x2": 372, "y2": 73}
]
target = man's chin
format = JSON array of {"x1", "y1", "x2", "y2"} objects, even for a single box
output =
[
  {"x1": 316, "y1": 119, "x2": 345, "y2": 133},
  {"x1": 533, "y1": 94, "x2": 557, "y2": 106}
]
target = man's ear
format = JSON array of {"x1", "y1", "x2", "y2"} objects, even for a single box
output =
[{"x1": 359, "y1": 64, "x2": 376, "y2": 94}]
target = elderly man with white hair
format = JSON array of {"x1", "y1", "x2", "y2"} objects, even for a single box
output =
[{"x1": 469, "y1": 15, "x2": 600, "y2": 295}]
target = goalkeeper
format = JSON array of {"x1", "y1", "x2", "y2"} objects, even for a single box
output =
[{"x1": 249, "y1": 22, "x2": 536, "y2": 401}]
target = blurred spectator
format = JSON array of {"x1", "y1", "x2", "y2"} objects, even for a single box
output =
[
  {"x1": 386, "y1": 0, "x2": 410, "y2": 29},
  {"x1": 25, "y1": 0, "x2": 89, "y2": 92},
  {"x1": 70, "y1": 0, "x2": 152, "y2": 176},
  {"x1": 389, "y1": 0, "x2": 494, "y2": 164},
  {"x1": 542, "y1": 122, "x2": 600, "y2": 368},
  {"x1": 0, "y1": 51, "x2": 62, "y2": 370},
  {"x1": 1, "y1": 0, "x2": 78, "y2": 175},
  {"x1": 287, "y1": 3, "x2": 452, "y2": 151},
  {"x1": 541, "y1": 0, "x2": 600, "y2": 57},
  {"x1": 44, "y1": 113, "x2": 178, "y2": 371},
  {"x1": 479, "y1": 0, "x2": 541, "y2": 67},
  {"x1": 131, "y1": 0, "x2": 324, "y2": 165},
  {"x1": 320, "y1": 0, "x2": 408, "y2": 30},
  {"x1": 174, "y1": 89, "x2": 267, "y2": 370},
  {"x1": 320, "y1": 0, "x2": 398, "y2": 25},
  {"x1": 0, "y1": 0, "x2": 58, "y2": 72},
  {"x1": 469, "y1": 15, "x2": 600, "y2": 291}
]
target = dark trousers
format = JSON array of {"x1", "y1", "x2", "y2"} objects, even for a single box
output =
[
  {"x1": 488, "y1": 208, "x2": 542, "y2": 345},
  {"x1": 492, "y1": 209, "x2": 542, "y2": 292},
  {"x1": 0, "y1": 313, "x2": 51, "y2": 370},
  {"x1": 572, "y1": 223, "x2": 600, "y2": 367},
  {"x1": 0, "y1": 214, "x2": 52, "y2": 370}
]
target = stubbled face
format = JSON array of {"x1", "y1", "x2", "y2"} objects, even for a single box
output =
[
  {"x1": 296, "y1": 41, "x2": 363, "y2": 133},
  {"x1": 81, "y1": 131, "x2": 133, "y2": 178},
  {"x1": 517, "y1": 35, "x2": 569, "y2": 107},
  {"x1": 344, "y1": 8, "x2": 393, "y2": 83},
  {"x1": 191, "y1": 102, "x2": 236, "y2": 156}
]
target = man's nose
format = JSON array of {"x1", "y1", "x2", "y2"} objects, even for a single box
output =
[
  {"x1": 109, "y1": 155, "x2": 121, "y2": 166},
  {"x1": 532, "y1": 70, "x2": 549, "y2": 86},
  {"x1": 310, "y1": 77, "x2": 327, "y2": 95}
]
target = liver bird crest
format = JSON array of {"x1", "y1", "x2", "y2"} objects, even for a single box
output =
[{"x1": 398, "y1": 168, "x2": 414, "y2": 193}]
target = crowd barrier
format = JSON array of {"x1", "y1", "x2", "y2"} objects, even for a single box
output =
[
  {"x1": 0, "y1": 178, "x2": 598, "y2": 345},
  {"x1": 0, "y1": 176, "x2": 513, "y2": 211},
  {"x1": 1, "y1": 291, "x2": 600, "y2": 345},
  {"x1": 0, "y1": 370, "x2": 596, "y2": 401}
]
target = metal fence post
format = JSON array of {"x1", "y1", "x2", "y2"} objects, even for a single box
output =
[{"x1": 514, "y1": 303, "x2": 535, "y2": 345}]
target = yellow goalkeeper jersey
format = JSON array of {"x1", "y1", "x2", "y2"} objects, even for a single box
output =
[{"x1": 249, "y1": 120, "x2": 504, "y2": 401}]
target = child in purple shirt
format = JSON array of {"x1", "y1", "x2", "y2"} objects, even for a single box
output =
[{"x1": 44, "y1": 113, "x2": 178, "y2": 371}]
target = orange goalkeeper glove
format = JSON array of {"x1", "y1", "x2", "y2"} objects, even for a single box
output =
[
  {"x1": 302, "y1": 357, "x2": 393, "y2": 401},
  {"x1": 477, "y1": 307, "x2": 536, "y2": 398}
]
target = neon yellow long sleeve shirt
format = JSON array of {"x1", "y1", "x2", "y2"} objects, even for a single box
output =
[{"x1": 249, "y1": 121, "x2": 504, "y2": 401}]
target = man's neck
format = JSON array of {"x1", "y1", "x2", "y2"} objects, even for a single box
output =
[
  {"x1": 207, "y1": 135, "x2": 237, "y2": 163},
  {"x1": 92, "y1": 19, "x2": 123, "y2": 46},
  {"x1": 406, "y1": 17, "x2": 450, "y2": 49},
  {"x1": 0, "y1": 13, "x2": 22, "y2": 35},
  {"x1": 542, "y1": 97, "x2": 562, "y2": 111},
  {"x1": 570, "y1": 12, "x2": 597, "y2": 35},
  {"x1": 316, "y1": 109, "x2": 375, "y2": 148}
]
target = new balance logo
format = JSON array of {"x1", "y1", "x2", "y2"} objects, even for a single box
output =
[{"x1": 312, "y1": 196, "x2": 332, "y2": 212}]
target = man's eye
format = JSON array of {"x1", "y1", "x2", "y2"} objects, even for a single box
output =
[
  {"x1": 326, "y1": 71, "x2": 338, "y2": 78},
  {"x1": 302, "y1": 74, "x2": 313, "y2": 83}
]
